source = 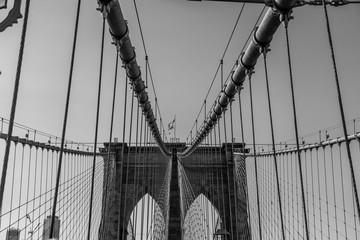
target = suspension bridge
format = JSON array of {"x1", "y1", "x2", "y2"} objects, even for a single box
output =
[{"x1": 0, "y1": 0, "x2": 360, "y2": 239}]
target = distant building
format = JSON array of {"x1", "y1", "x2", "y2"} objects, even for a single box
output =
[
  {"x1": 42, "y1": 216, "x2": 60, "y2": 240},
  {"x1": 6, "y1": 228, "x2": 20, "y2": 240}
]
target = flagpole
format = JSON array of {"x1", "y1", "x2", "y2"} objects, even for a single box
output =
[{"x1": 174, "y1": 115, "x2": 176, "y2": 142}]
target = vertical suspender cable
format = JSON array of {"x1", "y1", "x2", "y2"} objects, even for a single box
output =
[
  {"x1": 122, "y1": 89, "x2": 135, "y2": 239},
  {"x1": 223, "y1": 107, "x2": 234, "y2": 240},
  {"x1": 229, "y1": 100, "x2": 240, "y2": 238},
  {"x1": 132, "y1": 102, "x2": 140, "y2": 237},
  {"x1": 322, "y1": 0, "x2": 360, "y2": 221},
  {"x1": 140, "y1": 119, "x2": 147, "y2": 239},
  {"x1": 132, "y1": 104, "x2": 140, "y2": 237},
  {"x1": 238, "y1": 88, "x2": 252, "y2": 238},
  {"x1": 248, "y1": 73, "x2": 262, "y2": 239},
  {"x1": 49, "y1": 0, "x2": 82, "y2": 237},
  {"x1": 102, "y1": 48, "x2": 120, "y2": 236},
  {"x1": 0, "y1": 0, "x2": 31, "y2": 217},
  {"x1": 262, "y1": 48, "x2": 286, "y2": 240},
  {"x1": 284, "y1": 18, "x2": 310, "y2": 239},
  {"x1": 117, "y1": 73, "x2": 129, "y2": 240},
  {"x1": 217, "y1": 122, "x2": 227, "y2": 232},
  {"x1": 87, "y1": 15, "x2": 106, "y2": 240},
  {"x1": 213, "y1": 123, "x2": 222, "y2": 233}
]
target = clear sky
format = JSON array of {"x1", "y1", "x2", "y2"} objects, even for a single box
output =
[{"x1": 1, "y1": 0, "x2": 360, "y2": 147}]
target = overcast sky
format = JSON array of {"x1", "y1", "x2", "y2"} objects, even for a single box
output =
[{"x1": 1, "y1": 0, "x2": 360, "y2": 147}]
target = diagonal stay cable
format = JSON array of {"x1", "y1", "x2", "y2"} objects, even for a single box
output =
[
  {"x1": 322, "y1": 0, "x2": 360, "y2": 221},
  {"x1": 49, "y1": 0, "x2": 82, "y2": 237},
  {"x1": 221, "y1": 3, "x2": 246, "y2": 60},
  {"x1": 0, "y1": 0, "x2": 32, "y2": 219},
  {"x1": 132, "y1": 0, "x2": 169, "y2": 144},
  {"x1": 185, "y1": 5, "x2": 266, "y2": 143}
]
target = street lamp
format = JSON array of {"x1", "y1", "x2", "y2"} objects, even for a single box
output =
[
  {"x1": 213, "y1": 228, "x2": 230, "y2": 240},
  {"x1": 0, "y1": 0, "x2": 8, "y2": 9},
  {"x1": 0, "y1": 0, "x2": 22, "y2": 32}
]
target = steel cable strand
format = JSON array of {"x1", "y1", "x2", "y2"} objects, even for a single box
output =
[
  {"x1": 181, "y1": 6, "x2": 267, "y2": 158},
  {"x1": 284, "y1": 19, "x2": 310, "y2": 240},
  {"x1": 139, "y1": 122, "x2": 148, "y2": 239},
  {"x1": 7, "y1": 143, "x2": 17, "y2": 232},
  {"x1": 262, "y1": 48, "x2": 286, "y2": 240},
  {"x1": 217, "y1": 121, "x2": 228, "y2": 234},
  {"x1": 248, "y1": 73, "x2": 262, "y2": 240},
  {"x1": 117, "y1": 73, "x2": 129, "y2": 240},
  {"x1": 47, "y1": 0, "x2": 83, "y2": 237},
  {"x1": 134, "y1": 114, "x2": 144, "y2": 237},
  {"x1": 87, "y1": 15, "x2": 106, "y2": 240},
  {"x1": 229, "y1": 100, "x2": 241, "y2": 238},
  {"x1": 101, "y1": 49, "x2": 120, "y2": 238},
  {"x1": 121, "y1": 88, "x2": 135, "y2": 239},
  {"x1": 184, "y1": 3, "x2": 248, "y2": 145},
  {"x1": 321, "y1": 0, "x2": 360, "y2": 222},
  {"x1": 130, "y1": 102, "x2": 139, "y2": 238},
  {"x1": 237, "y1": 89, "x2": 253, "y2": 238},
  {"x1": 132, "y1": 105, "x2": 140, "y2": 237},
  {"x1": 131, "y1": 0, "x2": 168, "y2": 154},
  {"x1": 223, "y1": 109, "x2": 234, "y2": 240},
  {"x1": 0, "y1": 0, "x2": 31, "y2": 220}
]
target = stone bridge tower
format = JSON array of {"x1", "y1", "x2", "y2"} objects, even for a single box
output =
[{"x1": 98, "y1": 142, "x2": 250, "y2": 240}]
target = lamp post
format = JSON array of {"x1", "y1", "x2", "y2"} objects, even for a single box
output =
[
  {"x1": 0, "y1": 0, "x2": 8, "y2": 9},
  {"x1": 213, "y1": 228, "x2": 230, "y2": 240},
  {"x1": 0, "y1": 0, "x2": 22, "y2": 32}
]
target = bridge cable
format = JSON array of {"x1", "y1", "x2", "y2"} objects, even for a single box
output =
[
  {"x1": 151, "y1": 132, "x2": 156, "y2": 238},
  {"x1": 47, "y1": 0, "x2": 82, "y2": 237},
  {"x1": 221, "y1": 3, "x2": 246, "y2": 60},
  {"x1": 212, "y1": 124, "x2": 222, "y2": 234},
  {"x1": 203, "y1": 101, "x2": 210, "y2": 239},
  {"x1": 122, "y1": 89, "x2": 135, "y2": 239},
  {"x1": 216, "y1": 121, "x2": 228, "y2": 234},
  {"x1": 186, "y1": 3, "x2": 248, "y2": 143},
  {"x1": 184, "y1": 6, "x2": 267, "y2": 157},
  {"x1": 261, "y1": 47, "x2": 286, "y2": 240},
  {"x1": 237, "y1": 87, "x2": 252, "y2": 238},
  {"x1": 140, "y1": 120, "x2": 148, "y2": 239},
  {"x1": 207, "y1": 132, "x2": 214, "y2": 236},
  {"x1": 117, "y1": 72, "x2": 129, "y2": 240},
  {"x1": 132, "y1": 0, "x2": 166, "y2": 143},
  {"x1": 248, "y1": 71, "x2": 263, "y2": 239},
  {"x1": 0, "y1": 0, "x2": 31, "y2": 218},
  {"x1": 132, "y1": 100, "x2": 140, "y2": 237},
  {"x1": 134, "y1": 112, "x2": 143, "y2": 237},
  {"x1": 24, "y1": 136, "x2": 33, "y2": 237},
  {"x1": 87, "y1": 14, "x2": 106, "y2": 240},
  {"x1": 145, "y1": 126, "x2": 151, "y2": 239},
  {"x1": 7, "y1": 143, "x2": 17, "y2": 232},
  {"x1": 322, "y1": 0, "x2": 360, "y2": 221},
  {"x1": 222, "y1": 108, "x2": 234, "y2": 239},
  {"x1": 284, "y1": 16, "x2": 310, "y2": 240},
  {"x1": 209, "y1": 130, "x2": 217, "y2": 235},
  {"x1": 102, "y1": 47, "x2": 120, "y2": 236},
  {"x1": 229, "y1": 99, "x2": 240, "y2": 238}
]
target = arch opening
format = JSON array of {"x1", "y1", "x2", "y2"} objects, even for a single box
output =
[
  {"x1": 183, "y1": 194, "x2": 224, "y2": 240},
  {"x1": 127, "y1": 193, "x2": 166, "y2": 240}
]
